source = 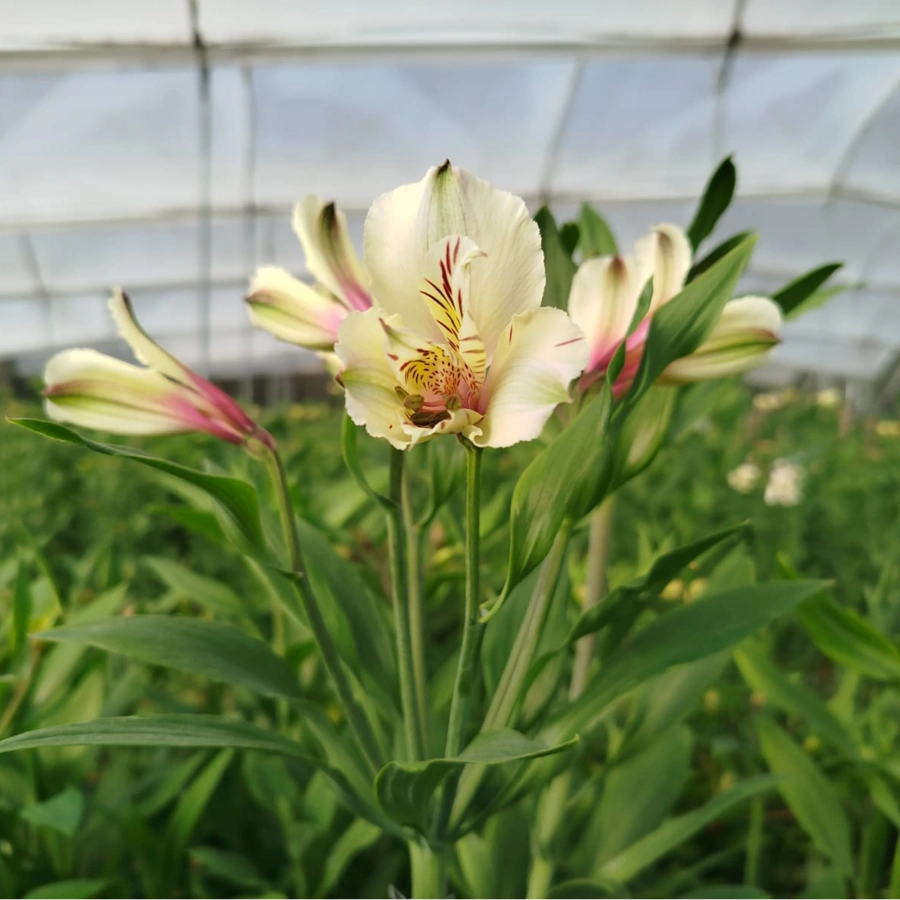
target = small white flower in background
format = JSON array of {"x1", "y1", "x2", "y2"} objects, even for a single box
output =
[
  {"x1": 815, "y1": 387, "x2": 842, "y2": 408},
  {"x1": 752, "y1": 389, "x2": 796, "y2": 412},
  {"x1": 727, "y1": 462, "x2": 761, "y2": 494},
  {"x1": 764, "y1": 458, "x2": 804, "y2": 507}
]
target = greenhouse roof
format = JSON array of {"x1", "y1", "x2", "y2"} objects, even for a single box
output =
[{"x1": 2, "y1": 0, "x2": 900, "y2": 386}]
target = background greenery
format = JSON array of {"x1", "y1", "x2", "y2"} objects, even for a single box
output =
[{"x1": 2, "y1": 380, "x2": 900, "y2": 899}]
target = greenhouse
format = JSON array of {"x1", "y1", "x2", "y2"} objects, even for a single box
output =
[{"x1": 2, "y1": 2, "x2": 900, "y2": 898}]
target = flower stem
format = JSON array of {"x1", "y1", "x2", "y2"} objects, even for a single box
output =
[
  {"x1": 388, "y1": 447, "x2": 428, "y2": 760},
  {"x1": 266, "y1": 448, "x2": 384, "y2": 773},
  {"x1": 444, "y1": 442, "x2": 483, "y2": 759},
  {"x1": 450, "y1": 521, "x2": 572, "y2": 831},
  {"x1": 402, "y1": 460, "x2": 430, "y2": 756},
  {"x1": 434, "y1": 442, "x2": 484, "y2": 840},
  {"x1": 409, "y1": 841, "x2": 446, "y2": 899},
  {"x1": 569, "y1": 497, "x2": 615, "y2": 698}
]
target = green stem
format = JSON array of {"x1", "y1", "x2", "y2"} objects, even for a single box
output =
[
  {"x1": 409, "y1": 841, "x2": 446, "y2": 899},
  {"x1": 525, "y1": 854, "x2": 556, "y2": 900},
  {"x1": 434, "y1": 443, "x2": 484, "y2": 841},
  {"x1": 266, "y1": 449, "x2": 384, "y2": 773},
  {"x1": 0, "y1": 644, "x2": 40, "y2": 739},
  {"x1": 744, "y1": 794, "x2": 764, "y2": 887},
  {"x1": 889, "y1": 828, "x2": 900, "y2": 899},
  {"x1": 450, "y1": 522, "x2": 572, "y2": 831},
  {"x1": 569, "y1": 498, "x2": 615, "y2": 699},
  {"x1": 526, "y1": 501, "x2": 614, "y2": 896},
  {"x1": 388, "y1": 448, "x2": 428, "y2": 761},
  {"x1": 403, "y1": 461, "x2": 430, "y2": 756},
  {"x1": 444, "y1": 443, "x2": 483, "y2": 759}
]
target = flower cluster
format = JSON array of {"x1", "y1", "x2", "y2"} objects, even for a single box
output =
[{"x1": 42, "y1": 164, "x2": 782, "y2": 453}]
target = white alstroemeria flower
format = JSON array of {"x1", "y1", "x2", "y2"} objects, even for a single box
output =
[
  {"x1": 335, "y1": 162, "x2": 588, "y2": 449},
  {"x1": 567, "y1": 224, "x2": 782, "y2": 394},
  {"x1": 764, "y1": 458, "x2": 804, "y2": 507},
  {"x1": 727, "y1": 461, "x2": 762, "y2": 494},
  {"x1": 44, "y1": 289, "x2": 274, "y2": 449},
  {"x1": 246, "y1": 196, "x2": 371, "y2": 350}
]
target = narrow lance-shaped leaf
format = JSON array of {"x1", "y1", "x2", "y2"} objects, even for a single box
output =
[
  {"x1": 550, "y1": 579, "x2": 829, "y2": 740},
  {"x1": 567, "y1": 521, "x2": 749, "y2": 643},
  {"x1": 578, "y1": 203, "x2": 618, "y2": 258},
  {"x1": 9, "y1": 418, "x2": 270, "y2": 560},
  {"x1": 375, "y1": 729, "x2": 577, "y2": 833},
  {"x1": 598, "y1": 775, "x2": 779, "y2": 883},
  {"x1": 35, "y1": 616, "x2": 303, "y2": 701},
  {"x1": 772, "y1": 263, "x2": 843, "y2": 318},
  {"x1": 687, "y1": 156, "x2": 736, "y2": 250},
  {"x1": 798, "y1": 594, "x2": 900, "y2": 681},
  {"x1": 535, "y1": 206, "x2": 578, "y2": 310},
  {"x1": 755, "y1": 715, "x2": 854, "y2": 877},
  {"x1": 687, "y1": 231, "x2": 753, "y2": 283}
]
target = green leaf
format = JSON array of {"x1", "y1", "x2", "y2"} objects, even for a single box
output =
[
  {"x1": 548, "y1": 880, "x2": 618, "y2": 899},
  {"x1": 624, "y1": 234, "x2": 757, "y2": 409},
  {"x1": 0, "y1": 714, "x2": 310, "y2": 758},
  {"x1": 9, "y1": 418, "x2": 269, "y2": 560},
  {"x1": 11, "y1": 561, "x2": 31, "y2": 655},
  {"x1": 755, "y1": 716, "x2": 854, "y2": 876},
  {"x1": 342, "y1": 415, "x2": 393, "y2": 509},
  {"x1": 598, "y1": 775, "x2": 778, "y2": 883},
  {"x1": 499, "y1": 387, "x2": 614, "y2": 609},
  {"x1": 687, "y1": 232, "x2": 753, "y2": 283},
  {"x1": 568, "y1": 522, "x2": 748, "y2": 643},
  {"x1": 733, "y1": 641, "x2": 857, "y2": 755},
  {"x1": 20, "y1": 786, "x2": 84, "y2": 837},
  {"x1": 798, "y1": 595, "x2": 900, "y2": 680},
  {"x1": 687, "y1": 157, "x2": 736, "y2": 250},
  {"x1": 591, "y1": 726, "x2": 693, "y2": 867},
  {"x1": 578, "y1": 204, "x2": 618, "y2": 257},
  {"x1": 535, "y1": 206, "x2": 578, "y2": 310},
  {"x1": 554, "y1": 580, "x2": 828, "y2": 738},
  {"x1": 681, "y1": 887, "x2": 771, "y2": 899},
  {"x1": 24, "y1": 879, "x2": 110, "y2": 899},
  {"x1": 166, "y1": 750, "x2": 233, "y2": 864},
  {"x1": 143, "y1": 556, "x2": 255, "y2": 624},
  {"x1": 772, "y1": 263, "x2": 843, "y2": 317},
  {"x1": 36, "y1": 616, "x2": 303, "y2": 701},
  {"x1": 191, "y1": 846, "x2": 268, "y2": 891},
  {"x1": 316, "y1": 819, "x2": 382, "y2": 898},
  {"x1": 375, "y1": 729, "x2": 576, "y2": 832},
  {"x1": 559, "y1": 222, "x2": 580, "y2": 257}
]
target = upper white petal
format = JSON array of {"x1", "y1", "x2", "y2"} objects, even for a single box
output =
[
  {"x1": 568, "y1": 255, "x2": 643, "y2": 372},
  {"x1": 470, "y1": 307, "x2": 588, "y2": 449},
  {"x1": 364, "y1": 163, "x2": 544, "y2": 355},
  {"x1": 633, "y1": 223, "x2": 692, "y2": 315}
]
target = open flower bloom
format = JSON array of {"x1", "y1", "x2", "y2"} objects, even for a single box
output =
[
  {"x1": 335, "y1": 162, "x2": 588, "y2": 449},
  {"x1": 44, "y1": 289, "x2": 274, "y2": 450},
  {"x1": 246, "y1": 196, "x2": 371, "y2": 350},
  {"x1": 568, "y1": 223, "x2": 782, "y2": 394}
]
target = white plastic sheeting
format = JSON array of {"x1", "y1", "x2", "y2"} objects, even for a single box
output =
[{"x1": 1, "y1": 0, "x2": 900, "y2": 386}]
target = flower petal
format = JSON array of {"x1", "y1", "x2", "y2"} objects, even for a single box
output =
[
  {"x1": 633, "y1": 223, "x2": 692, "y2": 314},
  {"x1": 364, "y1": 162, "x2": 544, "y2": 354},
  {"x1": 293, "y1": 196, "x2": 370, "y2": 311},
  {"x1": 568, "y1": 255, "x2": 644, "y2": 373},
  {"x1": 43, "y1": 348, "x2": 191, "y2": 435},
  {"x1": 336, "y1": 308, "x2": 410, "y2": 449},
  {"x1": 469, "y1": 308, "x2": 587, "y2": 449},
  {"x1": 663, "y1": 296, "x2": 782, "y2": 383},
  {"x1": 247, "y1": 265, "x2": 348, "y2": 349}
]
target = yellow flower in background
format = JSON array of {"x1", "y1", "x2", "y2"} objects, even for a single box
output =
[
  {"x1": 247, "y1": 196, "x2": 371, "y2": 350},
  {"x1": 336, "y1": 162, "x2": 588, "y2": 449},
  {"x1": 44, "y1": 289, "x2": 274, "y2": 450}
]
